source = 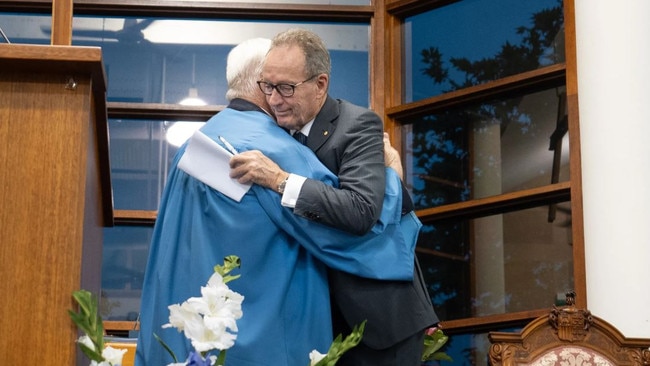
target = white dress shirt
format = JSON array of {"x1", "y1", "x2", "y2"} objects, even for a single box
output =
[{"x1": 281, "y1": 121, "x2": 314, "y2": 208}]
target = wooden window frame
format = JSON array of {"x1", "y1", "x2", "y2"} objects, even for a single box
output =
[{"x1": 382, "y1": 0, "x2": 585, "y2": 332}]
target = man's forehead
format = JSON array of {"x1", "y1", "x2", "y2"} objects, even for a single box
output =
[{"x1": 263, "y1": 46, "x2": 305, "y2": 74}]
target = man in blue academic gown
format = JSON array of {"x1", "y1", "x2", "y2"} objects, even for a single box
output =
[{"x1": 135, "y1": 38, "x2": 420, "y2": 366}]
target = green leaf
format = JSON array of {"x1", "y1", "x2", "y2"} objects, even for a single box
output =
[
  {"x1": 214, "y1": 255, "x2": 242, "y2": 284},
  {"x1": 314, "y1": 320, "x2": 367, "y2": 366},
  {"x1": 421, "y1": 328, "x2": 452, "y2": 362},
  {"x1": 69, "y1": 289, "x2": 105, "y2": 362},
  {"x1": 221, "y1": 274, "x2": 241, "y2": 284},
  {"x1": 430, "y1": 352, "x2": 454, "y2": 362},
  {"x1": 214, "y1": 349, "x2": 227, "y2": 365},
  {"x1": 78, "y1": 342, "x2": 103, "y2": 362},
  {"x1": 154, "y1": 332, "x2": 178, "y2": 363}
]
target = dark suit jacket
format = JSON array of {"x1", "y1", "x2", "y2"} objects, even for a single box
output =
[{"x1": 295, "y1": 96, "x2": 439, "y2": 349}]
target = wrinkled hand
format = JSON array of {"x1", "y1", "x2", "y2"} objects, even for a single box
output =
[
  {"x1": 383, "y1": 132, "x2": 404, "y2": 180},
  {"x1": 229, "y1": 150, "x2": 288, "y2": 192}
]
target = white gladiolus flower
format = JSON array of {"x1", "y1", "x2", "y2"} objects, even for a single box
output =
[
  {"x1": 77, "y1": 335, "x2": 96, "y2": 351},
  {"x1": 72, "y1": 257, "x2": 258, "y2": 366},
  {"x1": 163, "y1": 272, "x2": 244, "y2": 354},
  {"x1": 102, "y1": 345, "x2": 128, "y2": 365},
  {"x1": 89, "y1": 362, "x2": 112, "y2": 366},
  {"x1": 164, "y1": 302, "x2": 204, "y2": 333},
  {"x1": 309, "y1": 350, "x2": 327, "y2": 366}
]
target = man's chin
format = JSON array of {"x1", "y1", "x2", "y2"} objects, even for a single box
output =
[{"x1": 276, "y1": 118, "x2": 294, "y2": 129}]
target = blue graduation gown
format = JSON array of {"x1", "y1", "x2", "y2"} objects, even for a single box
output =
[{"x1": 135, "y1": 106, "x2": 421, "y2": 366}]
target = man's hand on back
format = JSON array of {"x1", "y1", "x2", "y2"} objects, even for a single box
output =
[
  {"x1": 383, "y1": 132, "x2": 404, "y2": 180},
  {"x1": 230, "y1": 150, "x2": 289, "y2": 193}
]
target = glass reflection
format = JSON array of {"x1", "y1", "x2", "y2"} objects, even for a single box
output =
[
  {"x1": 69, "y1": 17, "x2": 370, "y2": 106},
  {"x1": 0, "y1": 13, "x2": 51, "y2": 44},
  {"x1": 403, "y1": 87, "x2": 569, "y2": 210},
  {"x1": 436, "y1": 327, "x2": 522, "y2": 366},
  {"x1": 109, "y1": 119, "x2": 194, "y2": 210},
  {"x1": 404, "y1": 0, "x2": 565, "y2": 102},
  {"x1": 417, "y1": 204, "x2": 573, "y2": 321},
  {"x1": 101, "y1": 225, "x2": 153, "y2": 321},
  {"x1": 0, "y1": 14, "x2": 370, "y2": 106}
]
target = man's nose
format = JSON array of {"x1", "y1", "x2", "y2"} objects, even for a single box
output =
[{"x1": 268, "y1": 89, "x2": 284, "y2": 104}]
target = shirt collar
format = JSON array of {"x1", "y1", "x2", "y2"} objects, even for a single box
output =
[
  {"x1": 292, "y1": 120, "x2": 314, "y2": 137},
  {"x1": 228, "y1": 98, "x2": 269, "y2": 115}
]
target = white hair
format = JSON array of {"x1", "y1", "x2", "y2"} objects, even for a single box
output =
[{"x1": 225, "y1": 38, "x2": 271, "y2": 101}]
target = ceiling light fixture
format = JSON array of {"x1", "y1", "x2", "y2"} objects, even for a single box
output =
[
  {"x1": 179, "y1": 53, "x2": 206, "y2": 106},
  {"x1": 166, "y1": 121, "x2": 205, "y2": 147},
  {"x1": 167, "y1": 54, "x2": 207, "y2": 147}
]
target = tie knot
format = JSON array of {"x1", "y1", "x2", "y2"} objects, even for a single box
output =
[{"x1": 293, "y1": 132, "x2": 308, "y2": 145}]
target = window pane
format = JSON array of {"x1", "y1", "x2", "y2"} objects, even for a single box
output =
[
  {"x1": 109, "y1": 119, "x2": 192, "y2": 210},
  {"x1": 101, "y1": 226, "x2": 153, "y2": 321},
  {"x1": 70, "y1": 17, "x2": 369, "y2": 106},
  {"x1": 404, "y1": 0, "x2": 565, "y2": 102},
  {"x1": 418, "y1": 204, "x2": 573, "y2": 321},
  {"x1": 0, "y1": 13, "x2": 51, "y2": 44},
  {"x1": 402, "y1": 87, "x2": 569, "y2": 210}
]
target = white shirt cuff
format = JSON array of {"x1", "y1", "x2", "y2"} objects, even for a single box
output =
[{"x1": 281, "y1": 173, "x2": 307, "y2": 208}]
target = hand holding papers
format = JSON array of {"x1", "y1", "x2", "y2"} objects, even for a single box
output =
[{"x1": 177, "y1": 131, "x2": 251, "y2": 202}]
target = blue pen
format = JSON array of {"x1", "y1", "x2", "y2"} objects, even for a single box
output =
[{"x1": 218, "y1": 136, "x2": 239, "y2": 155}]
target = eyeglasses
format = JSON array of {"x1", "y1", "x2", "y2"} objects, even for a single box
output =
[{"x1": 257, "y1": 75, "x2": 318, "y2": 97}]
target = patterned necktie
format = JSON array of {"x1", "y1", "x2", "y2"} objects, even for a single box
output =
[{"x1": 293, "y1": 131, "x2": 308, "y2": 145}]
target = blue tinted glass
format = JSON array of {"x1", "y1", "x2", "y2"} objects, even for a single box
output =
[
  {"x1": 108, "y1": 119, "x2": 191, "y2": 210},
  {"x1": 101, "y1": 225, "x2": 153, "y2": 321},
  {"x1": 428, "y1": 327, "x2": 522, "y2": 365},
  {"x1": 402, "y1": 87, "x2": 569, "y2": 210},
  {"x1": 405, "y1": 0, "x2": 564, "y2": 102},
  {"x1": 70, "y1": 17, "x2": 369, "y2": 106},
  {"x1": 417, "y1": 203, "x2": 573, "y2": 321},
  {"x1": 0, "y1": 13, "x2": 51, "y2": 44}
]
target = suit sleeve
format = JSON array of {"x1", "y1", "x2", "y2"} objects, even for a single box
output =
[
  {"x1": 252, "y1": 168, "x2": 417, "y2": 281},
  {"x1": 295, "y1": 107, "x2": 386, "y2": 235}
]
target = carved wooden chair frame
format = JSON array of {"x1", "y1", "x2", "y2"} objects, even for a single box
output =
[{"x1": 488, "y1": 293, "x2": 650, "y2": 365}]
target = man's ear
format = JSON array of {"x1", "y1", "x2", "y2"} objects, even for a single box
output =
[{"x1": 315, "y1": 73, "x2": 329, "y2": 96}]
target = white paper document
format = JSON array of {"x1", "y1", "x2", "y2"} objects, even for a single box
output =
[{"x1": 177, "y1": 131, "x2": 251, "y2": 202}]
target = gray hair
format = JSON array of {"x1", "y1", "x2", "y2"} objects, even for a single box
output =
[
  {"x1": 270, "y1": 28, "x2": 331, "y2": 78},
  {"x1": 225, "y1": 38, "x2": 272, "y2": 101}
]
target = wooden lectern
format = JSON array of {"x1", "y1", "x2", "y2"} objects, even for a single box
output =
[{"x1": 0, "y1": 44, "x2": 113, "y2": 365}]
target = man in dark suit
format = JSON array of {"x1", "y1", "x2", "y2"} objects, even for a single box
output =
[{"x1": 230, "y1": 28, "x2": 439, "y2": 365}]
